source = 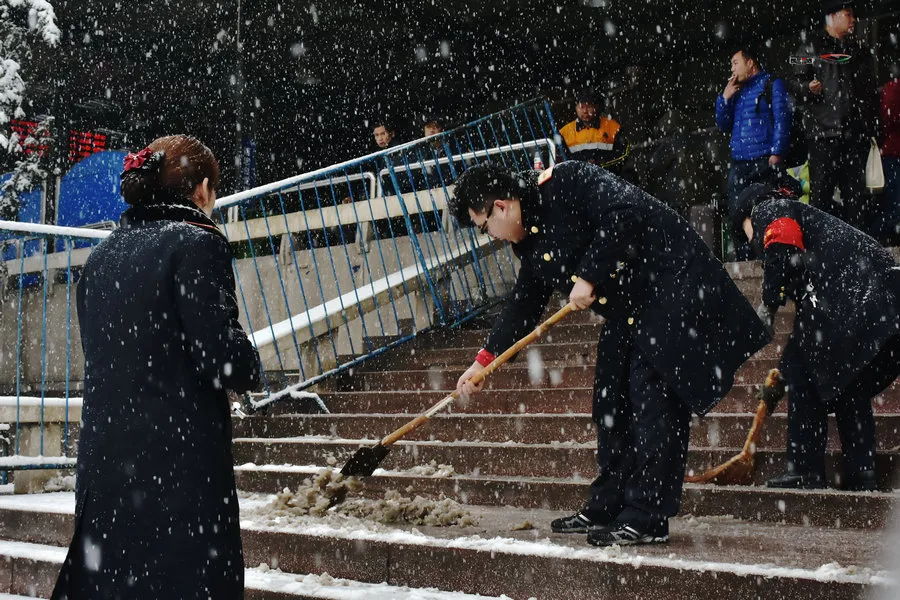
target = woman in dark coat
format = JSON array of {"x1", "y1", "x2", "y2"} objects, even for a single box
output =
[
  {"x1": 52, "y1": 135, "x2": 260, "y2": 599},
  {"x1": 732, "y1": 180, "x2": 900, "y2": 491},
  {"x1": 451, "y1": 162, "x2": 769, "y2": 547}
]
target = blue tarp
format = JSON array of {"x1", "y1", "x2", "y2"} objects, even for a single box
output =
[{"x1": 57, "y1": 150, "x2": 127, "y2": 229}]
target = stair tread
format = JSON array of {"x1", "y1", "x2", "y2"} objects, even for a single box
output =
[{"x1": 0, "y1": 493, "x2": 889, "y2": 580}]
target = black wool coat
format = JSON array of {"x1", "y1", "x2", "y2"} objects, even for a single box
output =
[
  {"x1": 485, "y1": 161, "x2": 770, "y2": 415},
  {"x1": 751, "y1": 198, "x2": 900, "y2": 401},
  {"x1": 52, "y1": 198, "x2": 260, "y2": 600}
]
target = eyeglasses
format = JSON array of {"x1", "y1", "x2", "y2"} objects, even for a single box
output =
[{"x1": 478, "y1": 204, "x2": 494, "y2": 236}]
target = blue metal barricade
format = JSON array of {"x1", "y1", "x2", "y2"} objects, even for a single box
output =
[
  {"x1": 0, "y1": 222, "x2": 107, "y2": 482},
  {"x1": 0, "y1": 99, "x2": 565, "y2": 476},
  {"x1": 214, "y1": 98, "x2": 564, "y2": 410}
]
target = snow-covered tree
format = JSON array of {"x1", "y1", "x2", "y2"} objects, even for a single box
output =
[{"x1": 0, "y1": 0, "x2": 59, "y2": 220}]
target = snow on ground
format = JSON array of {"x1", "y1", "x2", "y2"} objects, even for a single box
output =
[
  {"x1": 245, "y1": 567, "x2": 530, "y2": 599},
  {"x1": 253, "y1": 469, "x2": 476, "y2": 526},
  {"x1": 236, "y1": 461, "x2": 458, "y2": 478},
  {"x1": 238, "y1": 512, "x2": 893, "y2": 587},
  {"x1": 0, "y1": 491, "x2": 892, "y2": 587},
  {"x1": 0, "y1": 491, "x2": 75, "y2": 513}
]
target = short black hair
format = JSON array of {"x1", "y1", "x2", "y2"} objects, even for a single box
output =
[
  {"x1": 422, "y1": 114, "x2": 444, "y2": 128},
  {"x1": 729, "y1": 170, "x2": 801, "y2": 232},
  {"x1": 450, "y1": 163, "x2": 534, "y2": 225},
  {"x1": 575, "y1": 88, "x2": 598, "y2": 105},
  {"x1": 372, "y1": 120, "x2": 395, "y2": 133},
  {"x1": 735, "y1": 46, "x2": 764, "y2": 70}
]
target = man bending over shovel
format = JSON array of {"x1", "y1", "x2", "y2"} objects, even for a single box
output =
[
  {"x1": 451, "y1": 162, "x2": 769, "y2": 547},
  {"x1": 732, "y1": 178, "x2": 900, "y2": 491}
]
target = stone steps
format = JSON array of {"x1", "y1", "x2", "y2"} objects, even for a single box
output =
[
  {"x1": 354, "y1": 334, "x2": 791, "y2": 371},
  {"x1": 0, "y1": 496, "x2": 889, "y2": 599},
  {"x1": 291, "y1": 380, "x2": 900, "y2": 416},
  {"x1": 333, "y1": 357, "x2": 788, "y2": 392},
  {"x1": 233, "y1": 413, "x2": 900, "y2": 451},
  {"x1": 0, "y1": 539, "x2": 521, "y2": 600},
  {"x1": 231, "y1": 437, "x2": 900, "y2": 489},
  {"x1": 231, "y1": 467, "x2": 898, "y2": 530}
]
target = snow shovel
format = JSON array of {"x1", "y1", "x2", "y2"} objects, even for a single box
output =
[
  {"x1": 339, "y1": 301, "x2": 577, "y2": 478},
  {"x1": 684, "y1": 368, "x2": 786, "y2": 485}
]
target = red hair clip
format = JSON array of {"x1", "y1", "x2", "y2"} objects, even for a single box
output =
[{"x1": 123, "y1": 148, "x2": 154, "y2": 172}]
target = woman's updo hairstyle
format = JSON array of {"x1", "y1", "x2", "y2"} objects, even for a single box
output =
[{"x1": 120, "y1": 135, "x2": 220, "y2": 206}]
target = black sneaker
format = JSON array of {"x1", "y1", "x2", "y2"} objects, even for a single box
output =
[
  {"x1": 765, "y1": 471, "x2": 826, "y2": 489},
  {"x1": 586, "y1": 521, "x2": 669, "y2": 547},
  {"x1": 550, "y1": 511, "x2": 608, "y2": 534}
]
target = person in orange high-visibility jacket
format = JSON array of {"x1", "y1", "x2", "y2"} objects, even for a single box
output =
[{"x1": 558, "y1": 89, "x2": 629, "y2": 174}]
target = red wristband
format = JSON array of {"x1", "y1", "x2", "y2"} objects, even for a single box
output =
[{"x1": 475, "y1": 348, "x2": 496, "y2": 367}]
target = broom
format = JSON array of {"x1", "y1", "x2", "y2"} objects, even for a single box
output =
[{"x1": 685, "y1": 368, "x2": 786, "y2": 485}]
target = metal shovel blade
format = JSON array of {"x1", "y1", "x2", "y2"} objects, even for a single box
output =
[{"x1": 340, "y1": 443, "x2": 391, "y2": 477}]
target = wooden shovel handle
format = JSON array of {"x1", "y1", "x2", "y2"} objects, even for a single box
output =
[{"x1": 380, "y1": 302, "x2": 577, "y2": 447}]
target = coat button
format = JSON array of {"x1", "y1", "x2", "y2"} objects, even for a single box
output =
[
  {"x1": 610, "y1": 273, "x2": 616, "y2": 279},
  {"x1": 627, "y1": 317, "x2": 635, "y2": 325},
  {"x1": 543, "y1": 253, "x2": 552, "y2": 262},
  {"x1": 571, "y1": 275, "x2": 578, "y2": 283},
  {"x1": 599, "y1": 297, "x2": 607, "y2": 304},
  {"x1": 531, "y1": 226, "x2": 539, "y2": 234}
]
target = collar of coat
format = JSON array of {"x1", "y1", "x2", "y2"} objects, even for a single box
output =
[
  {"x1": 575, "y1": 116, "x2": 601, "y2": 131},
  {"x1": 120, "y1": 193, "x2": 225, "y2": 239},
  {"x1": 516, "y1": 171, "x2": 550, "y2": 243}
]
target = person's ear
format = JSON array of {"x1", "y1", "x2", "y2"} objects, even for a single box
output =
[
  {"x1": 192, "y1": 177, "x2": 213, "y2": 211},
  {"x1": 493, "y1": 199, "x2": 507, "y2": 213}
]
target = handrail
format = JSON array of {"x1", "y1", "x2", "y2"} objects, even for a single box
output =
[
  {"x1": 249, "y1": 231, "x2": 491, "y2": 349},
  {"x1": 0, "y1": 220, "x2": 110, "y2": 239},
  {"x1": 376, "y1": 138, "x2": 556, "y2": 195},
  {"x1": 212, "y1": 97, "x2": 550, "y2": 210}
]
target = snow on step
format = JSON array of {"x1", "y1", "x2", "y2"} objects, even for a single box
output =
[
  {"x1": 246, "y1": 567, "x2": 524, "y2": 599},
  {"x1": 0, "y1": 539, "x2": 66, "y2": 564}
]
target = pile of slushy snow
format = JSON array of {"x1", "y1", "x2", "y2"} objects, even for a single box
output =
[{"x1": 263, "y1": 468, "x2": 476, "y2": 527}]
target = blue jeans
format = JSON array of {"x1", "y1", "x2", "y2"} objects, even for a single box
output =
[{"x1": 727, "y1": 158, "x2": 770, "y2": 260}]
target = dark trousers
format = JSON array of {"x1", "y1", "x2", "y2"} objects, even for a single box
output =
[
  {"x1": 727, "y1": 158, "x2": 770, "y2": 260},
  {"x1": 808, "y1": 135, "x2": 872, "y2": 232},
  {"x1": 585, "y1": 326, "x2": 692, "y2": 530},
  {"x1": 783, "y1": 336, "x2": 900, "y2": 478},
  {"x1": 869, "y1": 156, "x2": 900, "y2": 246}
]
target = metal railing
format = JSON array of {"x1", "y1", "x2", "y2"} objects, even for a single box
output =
[
  {"x1": 0, "y1": 224, "x2": 105, "y2": 479},
  {"x1": 214, "y1": 98, "x2": 563, "y2": 410},
  {"x1": 0, "y1": 98, "x2": 564, "y2": 476}
]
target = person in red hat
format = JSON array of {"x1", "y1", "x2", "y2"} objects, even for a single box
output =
[{"x1": 733, "y1": 177, "x2": 900, "y2": 491}]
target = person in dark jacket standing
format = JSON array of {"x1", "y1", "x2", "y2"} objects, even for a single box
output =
[
  {"x1": 788, "y1": 0, "x2": 878, "y2": 231},
  {"x1": 51, "y1": 135, "x2": 261, "y2": 600},
  {"x1": 732, "y1": 180, "x2": 900, "y2": 490},
  {"x1": 715, "y1": 46, "x2": 792, "y2": 260},
  {"x1": 451, "y1": 162, "x2": 770, "y2": 547}
]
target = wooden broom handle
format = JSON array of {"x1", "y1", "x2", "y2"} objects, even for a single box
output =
[{"x1": 380, "y1": 302, "x2": 577, "y2": 447}]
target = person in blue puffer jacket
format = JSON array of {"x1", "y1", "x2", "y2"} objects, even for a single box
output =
[{"x1": 716, "y1": 46, "x2": 792, "y2": 260}]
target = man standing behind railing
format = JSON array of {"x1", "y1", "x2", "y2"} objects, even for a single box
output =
[
  {"x1": 451, "y1": 162, "x2": 769, "y2": 547},
  {"x1": 715, "y1": 46, "x2": 792, "y2": 261},
  {"x1": 558, "y1": 89, "x2": 630, "y2": 175}
]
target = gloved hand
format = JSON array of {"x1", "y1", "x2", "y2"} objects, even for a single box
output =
[
  {"x1": 756, "y1": 303, "x2": 776, "y2": 338},
  {"x1": 756, "y1": 368, "x2": 787, "y2": 415}
]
